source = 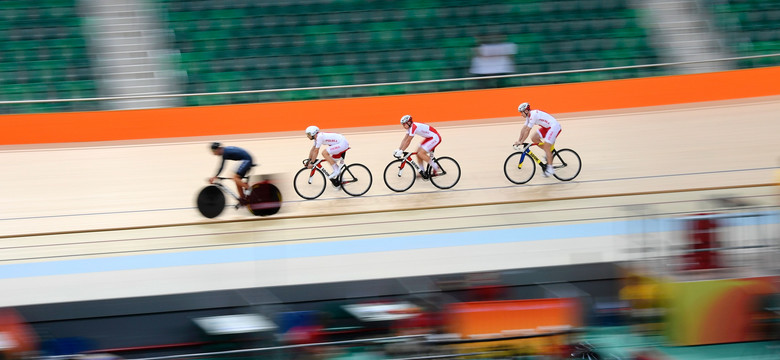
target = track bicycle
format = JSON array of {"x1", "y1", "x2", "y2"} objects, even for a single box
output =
[
  {"x1": 196, "y1": 176, "x2": 282, "y2": 218},
  {"x1": 503, "y1": 142, "x2": 582, "y2": 184},
  {"x1": 383, "y1": 151, "x2": 461, "y2": 192},
  {"x1": 293, "y1": 155, "x2": 373, "y2": 200}
]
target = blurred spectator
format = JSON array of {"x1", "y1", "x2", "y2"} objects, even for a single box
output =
[
  {"x1": 469, "y1": 35, "x2": 517, "y2": 88},
  {"x1": 619, "y1": 273, "x2": 664, "y2": 335},
  {"x1": 278, "y1": 311, "x2": 326, "y2": 360},
  {"x1": 470, "y1": 35, "x2": 518, "y2": 75}
]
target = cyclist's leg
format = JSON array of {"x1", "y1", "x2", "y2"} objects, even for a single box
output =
[
  {"x1": 418, "y1": 136, "x2": 440, "y2": 171},
  {"x1": 538, "y1": 127, "x2": 560, "y2": 176},
  {"x1": 542, "y1": 126, "x2": 560, "y2": 164},
  {"x1": 321, "y1": 147, "x2": 336, "y2": 167},
  {"x1": 324, "y1": 143, "x2": 349, "y2": 178},
  {"x1": 414, "y1": 148, "x2": 429, "y2": 174},
  {"x1": 234, "y1": 160, "x2": 252, "y2": 199}
]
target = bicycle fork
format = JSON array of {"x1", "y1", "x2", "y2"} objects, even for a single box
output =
[
  {"x1": 517, "y1": 151, "x2": 539, "y2": 169},
  {"x1": 308, "y1": 161, "x2": 331, "y2": 184},
  {"x1": 395, "y1": 157, "x2": 415, "y2": 177}
]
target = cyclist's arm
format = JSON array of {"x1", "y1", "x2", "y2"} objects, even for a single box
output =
[
  {"x1": 398, "y1": 134, "x2": 413, "y2": 151},
  {"x1": 213, "y1": 157, "x2": 226, "y2": 177},
  {"x1": 515, "y1": 126, "x2": 531, "y2": 145},
  {"x1": 308, "y1": 146, "x2": 319, "y2": 164}
]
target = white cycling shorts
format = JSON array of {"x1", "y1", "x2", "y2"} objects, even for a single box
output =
[{"x1": 537, "y1": 124, "x2": 562, "y2": 144}]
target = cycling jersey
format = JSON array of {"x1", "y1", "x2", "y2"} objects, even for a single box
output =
[
  {"x1": 314, "y1": 132, "x2": 349, "y2": 158},
  {"x1": 524, "y1": 110, "x2": 560, "y2": 129},
  {"x1": 407, "y1": 122, "x2": 441, "y2": 152},
  {"x1": 215, "y1": 146, "x2": 253, "y2": 177},
  {"x1": 525, "y1": 110, "x2": 562, "y2": 144}
]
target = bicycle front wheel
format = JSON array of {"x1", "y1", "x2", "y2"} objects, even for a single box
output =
[
  {"x1": 383, "y1": 159, "x2": 415, "y2": 192},
  {"x1": 293, "y1": 167, "x2": 326, "y2": 199},
  {"x1": 552, "y1": 148, "x2": 582, "y2": 181},
  {"x1": 196, "y1": 185, "x2": 226, "y2": 218},
  {"x1": 429, "y1": 156, "x2": 461, "y2": 189},
  {"x1": 340, "y1": 163, "x2": 372, "y2": 196},
  {"x1": 503, "y1": 151, "x2": 536, "y2": 184}
]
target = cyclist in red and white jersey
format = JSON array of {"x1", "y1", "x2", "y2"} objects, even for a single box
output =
[
  {"x1": 514, "y1": 102, "x2": 562, "y2": 177},
  {"x1": 393, "y1": 115, "x2": 441, "y2": 178},
  {"x1": 305, "y1": 125, "x2": 349, "y2": 181}
]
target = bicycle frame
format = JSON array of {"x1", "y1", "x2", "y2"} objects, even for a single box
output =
[
  {"x1": 394, "y1": 153, "x2": 423, "y2": 174},
  {"x1": 518, "y1": 143, "x2": 556, "y2": 168},
  {"x1": 305, "y1": 160, "x2": 331, "y2": 183},
  {"x1": 212, "y1": 177, "x2": 244, "y2": 201},
  {"x1": 309, "y1": 159, "x2": 361, "y2": 186},
  {"x1": 398, "y1": 151, "x2": 444, "y2": 170}
]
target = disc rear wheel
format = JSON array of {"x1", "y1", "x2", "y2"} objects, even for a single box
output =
[{"x1": 246, "y1": 182, "x2": 282, "y2": 216}]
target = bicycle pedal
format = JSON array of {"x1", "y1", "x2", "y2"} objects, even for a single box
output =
[{"x1": 330, "y1": 179, "x2": 341, "y2": 187}]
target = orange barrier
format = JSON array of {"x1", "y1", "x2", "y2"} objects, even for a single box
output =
[
  {"x1": 445, "y1": 298, "x2": 581, "y2": 354},
  {"x1": 1, "y1": 66, "x2": 778, "y2": 145}
]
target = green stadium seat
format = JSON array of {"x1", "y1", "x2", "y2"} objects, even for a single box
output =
[
  {"x1": 154, "y1": 0, "x2": 666, "y2": 105},
  {"x1": 0, "y1": 0, "x2": 98, "y2": 113}
]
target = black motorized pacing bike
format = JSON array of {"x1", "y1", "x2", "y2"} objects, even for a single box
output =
[
  {"x1": 503, "y1": 142, "x2": 582, "y2": 184},
  {"x1": 383, "y1": 151, "x2": 461, "y2": 192},
  {"x1": 196, "y1": 176, "x2": 282, "y2": 218},
  {"x1": 293, "y1": 156, "x2": 373, "y2": 200}
]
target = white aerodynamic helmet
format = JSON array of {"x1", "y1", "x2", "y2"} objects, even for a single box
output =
[
  {"x1": 518, "y1": 102, "x2": 530, "y2": 112},
  {"x1": 400, "y1": 115, "x2": 412, "y2": 124},
  {"x1": 305, "y1": 125, "x2": 319, "y2": 136}
]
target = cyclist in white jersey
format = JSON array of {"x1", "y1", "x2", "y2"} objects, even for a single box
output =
[
  {"x1": 514, "y1": 102, "x2": 562, "y2": 177},
  {"x1": 305, "y1": 126, "x2": 350, "y2": 180},
  {"x1": 393, "y1": 115, "x2": 441, "y2": 178}
]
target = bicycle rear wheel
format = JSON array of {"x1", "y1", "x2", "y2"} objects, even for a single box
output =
[
  {"x1": 551, "y1": 148, "x2": 582, "y2": 181},
  {"x1": 293, "y1": 167, "x2": 326, "y2": 199},
  {"x1": 340, "y1": 163, "x2": 372, "y2": 196},
  {"x1": 503, "y1": 151, "x2": 536, "y2": 184},
  {"x1": 383, "y1": 159, "x2": 415, "y2": 192},
  {"x1": 429, "y1": 156, "x2": 460, "y2": 189},
  {"x1": 246, "y1": 182, "x2": 282, "y2": 216},
  {"x1": 196, "y1": 185, "x2": 225, "y2": 218}
]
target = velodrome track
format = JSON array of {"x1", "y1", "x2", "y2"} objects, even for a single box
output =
[{"x1": 0, "y1": 97, "x2": 778, "y2": 307}]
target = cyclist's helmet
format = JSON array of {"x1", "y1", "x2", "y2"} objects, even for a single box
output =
[
  {"x1": 400, "y1": 115, "x2": 412, "y2": 124},
  {"x1": 518, "y1": 102, "x2": 530, "y2": 112},
  {"x1": 210, "y1": 142, "x2": 221, "y2": 150},
  {"x1": 305, "y1": 125, "x2": 319, "y2": 137}
]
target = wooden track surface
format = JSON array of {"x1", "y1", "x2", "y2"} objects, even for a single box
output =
[
  {"x1": 0, "y1": 97, "x2": 778, "y2": 306},
  {"x1": 1, "y1": 96, "x2": 778, "y2": 236}
]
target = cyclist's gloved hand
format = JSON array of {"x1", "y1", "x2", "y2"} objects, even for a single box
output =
[{"x1": 393, "y1": 149, "x2": 404, "y2": 158}]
